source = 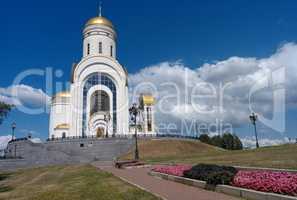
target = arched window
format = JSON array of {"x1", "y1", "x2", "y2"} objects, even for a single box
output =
[
  {"x1": 99, "y1": 42, "x2": 102, "y2": 54},
  {"x1": 87, "y1": 43, "x2": 90, "y2": 55},
  {"x1": 110, "y1": 45, "x2": 113, "y2": 57},
  {"x1": 90, "y1": 90, "x2": 110, "y2": 116},
  {"x1": 62, "y1": 132, "x2": 66, "y2": 139},
  {"x1": 147, "y1": 107, "x2": 152, "y2": 132}
]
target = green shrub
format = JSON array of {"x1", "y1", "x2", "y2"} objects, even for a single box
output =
[
  {"x1": 183, "y1": 164, "x2": 237, "y2": 186},
  {"x1": 198, "y1": 134, "x2": 211, "y2": 145},
  {"x1": 211, "y1": 135, "x2": 223, "y2": 147},
  {"x1": 199, "y1": 133, "x2": 243, "y2": 150},
  {"x1": 206, "y1": 171, "x2": 235, "y2": 185}
]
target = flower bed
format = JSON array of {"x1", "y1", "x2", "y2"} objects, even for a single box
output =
[
  {"x1": 152, "y1": 165, "x2": 192, "y2": 177},
  {"x1": 152, "y1": 164, "x2": 297, "y2": 197},
  {"x1": 232, "y1": 170, "x2": 297, "y2": 196}
]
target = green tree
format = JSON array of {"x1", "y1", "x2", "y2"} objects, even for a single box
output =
[
  {"x1": 0, "y1": 102, "x2": 13, "y2": 125},
  {"x1": 232, "y1": 134, "x2": 243, "y2": 150},
  {"x1": 200, "y1": 132, "x2": 243, "y2": 150},
  {"x1": 211, "y1": 135, "x2": 223, "y2": 148},
  {"x1": 221, "y1": 133, "x2": 243, "y2": 150},
  {"x1": 222, "y1": 133, "x2": 234, "y2": 150},
  {"x1": 199, "y1": 134, "x2": 211, "y2": 144}
]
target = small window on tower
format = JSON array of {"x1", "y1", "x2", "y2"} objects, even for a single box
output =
[
  {"x1": 110, "y1": 45, "x2": 113, "y2": 57},
  {"x1": 99, "y1": 42, "x2": 102, "y2": 54},
  {"x1": 87, "y1": 43, "x2": 90, "y2": 55},
  {"x1": 148, "y1": 123, "x2": 152, "y2": 132}
]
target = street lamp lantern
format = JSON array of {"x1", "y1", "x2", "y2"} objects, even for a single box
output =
[
  {"x1": 129, "y1": 103, "x2": 139, "y2": 160},
  {"x1": 249, "y1": 113, "x2": 257, "y2": 125},
  {"x1": 249, "y1": 113, "x2": 259, "y2": 148},
  {"x1": 11, "y1": 122, "x2": 16, "y2": 141}
]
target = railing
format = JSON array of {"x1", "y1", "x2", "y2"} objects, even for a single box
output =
[
  {"x1": 8, "y1": 137, "x2": 28, "y2": 144},
  {"x1": 46, "y1": 133, "x2": 199, "y2": 142}
]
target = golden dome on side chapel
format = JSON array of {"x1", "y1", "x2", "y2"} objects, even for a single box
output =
[
  {"x1": 52, "y1": 91, "x2": 71, "y2": 99},
  {"x1": 142, "y1": 95, "x2": 155, "y2": 106},
  {"x1": 55, "y1": 123, "x2": 70, "y2": 130}
]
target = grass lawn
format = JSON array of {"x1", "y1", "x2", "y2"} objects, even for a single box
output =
[
  {"x1": 0, "y1": 165, "x2": 159, "y2": 200},
  {"x1": 121, "y1": 139, "x2": 297, "y2": 170}
]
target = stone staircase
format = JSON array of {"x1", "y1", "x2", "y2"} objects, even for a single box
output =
[{"x1": 0, "y1": 138, "x2": 134, "y2": 171}]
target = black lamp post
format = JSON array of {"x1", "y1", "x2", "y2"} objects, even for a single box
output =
[
  {"x1": 129, "y1": 103, "x2": 139, "y2": 160},
  {"x1": 11, "y1": 122, "x2": 16, "y2": 141},
  {"x1": 249, "y1": 113, "x2": 259, "y2": 148},
  {"x1": 104, "y1": 114, "x2": 111, "y2": 138}
]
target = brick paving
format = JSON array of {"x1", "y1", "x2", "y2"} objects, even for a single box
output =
[{"x1": 93, "y1": 162, "x2": 241, "y2": 200}]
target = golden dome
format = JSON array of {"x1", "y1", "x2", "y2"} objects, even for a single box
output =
[
  {"x1": 55, "y1": 123, "x2": 70, "y2": 130},
  {"x1": 142, "y1": 95, "x2": 155, "y2": 106},
  {"x1": 86, "y1": 16, "x2": 114, "y2": 28},
  {"x1": 53, "y1": 91, "x2": 71, "y2": 99}
]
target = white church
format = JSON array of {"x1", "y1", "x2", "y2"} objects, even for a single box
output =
[{"x1": 49, "y1": 13, "x2": 156, "y2": 139}]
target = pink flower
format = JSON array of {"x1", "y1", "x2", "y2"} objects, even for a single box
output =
[
  {"x1": 232, "y1": 170, "x2": 297, "y2": 196},
  {"x1": 152, "y1": 165, "x2": 192, "y2": 177}
]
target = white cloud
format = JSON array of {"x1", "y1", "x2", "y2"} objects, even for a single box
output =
[
  {"x1": 0, "y1": 84, "x2": 50, "y2": 112},
  {"x1": 0, "y1": 135, "x2": 12, "y2": 150},
  {"x1": 29, "y1": 138, "x2": 42, "y2": 143},
  {"x1": 129, "y1": 42, "x2": 297, "y2": 135},
  {"x1": 240, "y1": 136, "x2": 291, "y2": 148}
]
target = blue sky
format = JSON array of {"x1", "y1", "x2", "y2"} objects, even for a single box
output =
[{"x1": 0, "y1": 0, "x2": 296, "y2": 145}]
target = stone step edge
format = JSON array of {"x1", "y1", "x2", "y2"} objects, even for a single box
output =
[
  {"x1": 149, "y1": 171, "x2": 297, "y2": 200},
  {"x1": 123, "y1": 164, "x2": 152, "y2": 169}
]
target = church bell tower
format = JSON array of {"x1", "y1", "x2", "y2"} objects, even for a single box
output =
[{"x1": 82, "y1": 10, "x2": 117, "y2": 59}]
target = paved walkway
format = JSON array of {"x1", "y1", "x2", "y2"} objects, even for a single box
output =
[{"x1": 92, "y1": 162, "x2": 241, "y2": 200}]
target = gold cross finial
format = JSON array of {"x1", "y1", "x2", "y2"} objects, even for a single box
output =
[{"x1": 98, "y1": 1, "x2": 102, "y2": 17}]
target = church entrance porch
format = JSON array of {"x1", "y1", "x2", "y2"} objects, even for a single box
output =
[
  {"x1": 88, "y1": 113, "x2": 111, "y2": 138},
  {"x1": 86, "y1": 87, "x2": 113, "y2": 137}
]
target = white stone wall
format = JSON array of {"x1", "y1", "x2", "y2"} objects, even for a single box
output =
[
  {"x1": 138, "y1": 105, "x2": 156, "y2": 136},
  {"x1": 53, "y1": 129, "x2": 69, "y2": 139},
  {"x1": 83, "y1": 24, "x2": 116, "y2": 59},
  {"x1": 49, "y1": 100, "x2": 71, "y2": 138}
]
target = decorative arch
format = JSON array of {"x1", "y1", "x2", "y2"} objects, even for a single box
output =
[
  {"x1": 72, "y1": 58, "x2": 128, "y2": 86},
  {"x1": 82, "y1": 72, "x2": 117, "y2": 137}
]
